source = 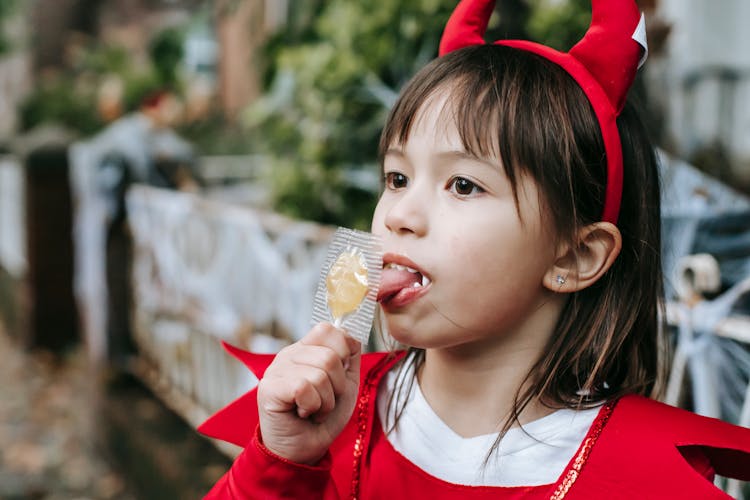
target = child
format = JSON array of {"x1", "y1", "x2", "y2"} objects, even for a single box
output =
[{"x1": 200, "y1": 0, "x2": 750, "y2": 497}]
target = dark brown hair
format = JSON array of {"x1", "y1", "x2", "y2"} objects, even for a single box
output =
[{"x1": 378, "y1": 44, "x2": 665, "y2": 435}]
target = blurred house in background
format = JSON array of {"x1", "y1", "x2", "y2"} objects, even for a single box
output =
[
  {"x1": 655, "y1": 0, "x2": 750, "y2": 188},
  {"x1": 3, "y1": 0, "x2": 750, "y2": 190},
  {"x1": 0, "y1": 0, "x2": 290, "y2": 141},
  {"x1": 215, "y1": 0, "x2": 288, "y2": 119}
]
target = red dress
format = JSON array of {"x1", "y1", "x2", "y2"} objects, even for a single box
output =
[{"x1": 199, "y1": 343, "x2": 750, "y2": 499}]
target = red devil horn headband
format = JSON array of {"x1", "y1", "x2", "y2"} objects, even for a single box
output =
[{"x1": 439, "y1": 0, "x2": 648, "y2": 225}]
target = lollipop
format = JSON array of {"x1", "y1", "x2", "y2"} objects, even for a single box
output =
[
  {"x1": 326, "y1": 249, "x2": 369, "y2": 320},
  {"x1": 312, "y1": 228, "x2": 382, "y2": 344}
]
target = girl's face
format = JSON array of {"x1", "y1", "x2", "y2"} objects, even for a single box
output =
[{"x1": 372, "y1": 91, "x2": 562, "y2": 352}]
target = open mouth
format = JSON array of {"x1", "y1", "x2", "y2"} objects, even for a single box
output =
[{"x1": 377, "y1": 262, "x2": 432, "y2": 304}]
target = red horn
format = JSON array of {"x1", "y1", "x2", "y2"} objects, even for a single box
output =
[
  {"x1": 439, "y1": 0, "x2": 495, "y2": 56},
  {"x1": 569, "y1": 0, "x2": 645, "y2": 114}
]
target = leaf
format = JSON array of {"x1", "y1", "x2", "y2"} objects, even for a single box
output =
[{"x1": 246, "y1": 0, "x2": 457, "y2": 227}]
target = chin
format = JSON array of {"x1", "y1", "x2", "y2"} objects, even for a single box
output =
[
  {"x1": 383, "y1": 323, "x2": 447, "y2": 351},
  {"x1": 380, "y1": 308, "x2": 439, "y2": 343},
  {"x1": 380, "y1": 320, "x2": 423, "y2": 349}
]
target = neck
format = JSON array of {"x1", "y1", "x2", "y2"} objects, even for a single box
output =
[{"x1": 417, "y1": 295, "x2": 564, "y2": 438}]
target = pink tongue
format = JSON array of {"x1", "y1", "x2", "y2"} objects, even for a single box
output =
[{"x1": 377, "y1": 268, "x2": 421, "y2": 302}]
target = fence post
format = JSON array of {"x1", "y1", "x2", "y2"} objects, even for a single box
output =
[{"x1": 24, "y1": 145, "x2": 79, "y2": 350}]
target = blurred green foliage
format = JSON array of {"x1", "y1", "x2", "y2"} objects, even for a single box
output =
[
  {"x1": 149, "y1": 27, "x2": 186, "y2": 87},
  {"x1": 19, "y1": 28, "x2": 185, "y2": 135},
  {"x1": 526, "y1": 0, "x2": 590, "y2": 51},
  {"x1": 247, "y1": 0, "x2": 590, "y2": 228},
  {"x1": 14, "y1": 0, "x2": 593, "y2": 227},
  {"x1": 245, "y1": 0, "x2": 457, "y2": 229},
  {"x1": 0, "y1": 0, "x2": 18, "y2": 55},
  {"x1": 178, "y1": 112, "x2": 253, "y2": 155},
  {"x1": 19, "y1": 78, "x2": 101, "y2": 135}
]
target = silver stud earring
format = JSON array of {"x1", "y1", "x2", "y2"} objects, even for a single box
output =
[{"x1": 555, "y1": 275, "x2": 566, "y2": 285}]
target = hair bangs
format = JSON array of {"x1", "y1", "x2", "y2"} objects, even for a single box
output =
[{"x1": 379, "y1": 48, "x2": 538, "y2": 214}]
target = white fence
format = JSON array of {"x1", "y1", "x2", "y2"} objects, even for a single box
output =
[
  {"x1": 0, "y1": 155, "x2": 26, "y2": 279},
  {"x1": 126, "y1": 186, "x2": 333, "y2": 453}
]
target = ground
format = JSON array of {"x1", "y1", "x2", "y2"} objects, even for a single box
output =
[
  {"x1": 0, "y1": 318, "x2": 232, "y2": 499},
  {"x1": 0, "y1": 324, "x2": 135, "y2": 499}
]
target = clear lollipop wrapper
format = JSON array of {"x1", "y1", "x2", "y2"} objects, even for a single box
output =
[{"x1": 312, "y1": 227, "x2": 382, "y2": 344}]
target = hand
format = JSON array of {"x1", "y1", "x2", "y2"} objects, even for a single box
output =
[{"x1": 256, "y1": 322, "x2": 362, "y2": 465}]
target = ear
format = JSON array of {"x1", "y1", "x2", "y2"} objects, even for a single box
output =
[{"x1": 544, "y1": 222, "x2": 622, "y2": 293}]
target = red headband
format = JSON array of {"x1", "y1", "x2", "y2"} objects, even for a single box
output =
[{"x1": 439, "y1": 0, "x2": 648, "y2": 224}]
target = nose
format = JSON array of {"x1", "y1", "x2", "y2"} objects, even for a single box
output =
[{"x1": 380, "y1": 185, "x2": 428, "y2": 237}]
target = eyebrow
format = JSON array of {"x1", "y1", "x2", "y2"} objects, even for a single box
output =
[
  {"x1": 438, "y1": 150, "x2": 498, "y2": 168},
  {"x1": 384, "y1": 148, "x2": 405, "y2": 158},
  {"x1": 385, "y1": 147, "x2": 497, "y2": 169}
]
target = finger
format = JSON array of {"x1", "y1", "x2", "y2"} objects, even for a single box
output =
[
  {"x1": 293, "y1": 367, "x2": 335, "y2": 418},
  {"x1": 342, "y1": 335, "x2": 362, "y2": 369},
  {"x1": 293, "y1": 379, "x2": 321, "y2": 419},
  {"x1": 345, "y1": 340, "x2": 362, "y2": 381},
  {"x1": 306, "y1": 326, "x2": 362, "y2": 383},
  {"x1": 290, "y1": 345, "x2": 348, "y2": 396},
  {"x1": 259, "y1": 363, "x2": 333, "y2": 413},
  {"x1": 302, "y1": 322, "x2": 359, "y2": 361},
  {"x1": 257, "y1": 377, "x2": 297, "y2": 414}
]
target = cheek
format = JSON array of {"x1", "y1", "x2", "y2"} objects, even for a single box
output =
[
  {"x1": 447, "y1": 239, "x2": 505, "y2": 288},
  {"x1": 444, "y1": 221, "x2": 548, "y2": 290},
  {"x1": 434, "y1": 235, "x2": 548, "y2": 333}
]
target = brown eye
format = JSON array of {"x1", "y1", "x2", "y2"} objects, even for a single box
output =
[
  {"x1": 449, "y1": 177, "x2": 483, "y2": 196},
  {"x1": 386, "y1": 172, "x2": 409, "y2": 189}
]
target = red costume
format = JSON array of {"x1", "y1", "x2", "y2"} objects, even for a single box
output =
[{"x1": 199, "y1": 345, "x2": 750, "y2": 499}]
